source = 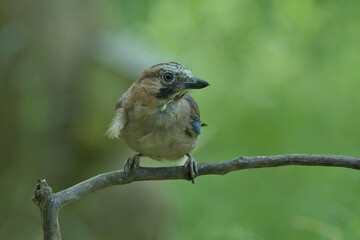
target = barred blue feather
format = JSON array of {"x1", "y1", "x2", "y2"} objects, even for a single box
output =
[{"x1": 190, "y1": 115, "x2": 201, "y2": 135}]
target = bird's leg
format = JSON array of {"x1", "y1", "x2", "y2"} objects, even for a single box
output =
[
  {"x1": 124, "y1": 153, "x2": 142, "y2": 174},
  {"x1": 184, "y1": 153, "x2": 199, "y2": 184}
]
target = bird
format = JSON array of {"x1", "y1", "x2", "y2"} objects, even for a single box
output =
[{"x1": 107, "y1": 62, "x2": 209, "y2": 183}]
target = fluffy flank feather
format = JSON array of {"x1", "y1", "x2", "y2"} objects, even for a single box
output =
[{"x1": 106, "y1": 109, "x2": 126, "y2": 139}]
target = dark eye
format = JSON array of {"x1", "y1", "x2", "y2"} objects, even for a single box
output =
[{"x1": 163, "y1": 72, "x2": 174, "y2": 82}]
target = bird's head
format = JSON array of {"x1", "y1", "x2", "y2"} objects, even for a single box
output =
[{"x1": 137, "y1": 62, "x2": 209, "y2": 101}]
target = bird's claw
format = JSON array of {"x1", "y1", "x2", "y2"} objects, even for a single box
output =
[
  {"x1": 124, "y1": 154, "x2": 141, "y2": 174},
  {"x1": 184, "y1": 154, "x2": 198, "y2": 184}
]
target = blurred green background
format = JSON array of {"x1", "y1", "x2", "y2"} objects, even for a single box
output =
[{"x1": 1, "y1": 0, "x2": 360, "y2": 239}]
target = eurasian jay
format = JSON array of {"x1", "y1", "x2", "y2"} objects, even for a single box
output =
[{"x1": 107, "y1": 62, "x2": 209, "y2": 183}]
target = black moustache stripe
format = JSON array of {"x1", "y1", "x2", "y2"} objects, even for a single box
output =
[{"x1": 156, "y1": 87, "x2": 176, "y2": 99}]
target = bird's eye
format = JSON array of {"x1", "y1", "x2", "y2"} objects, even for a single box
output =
[{"x1": 163, "y1": 72, "x2": 174, "y2": 82}]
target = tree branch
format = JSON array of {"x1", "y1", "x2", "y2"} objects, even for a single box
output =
[{"x1": 32, "y1": 154, "x2": 360, "y2": 240}]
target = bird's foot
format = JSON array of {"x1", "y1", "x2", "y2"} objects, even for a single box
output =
[
  {"x1": 124, "y1": 154, "x2": 142, "y2": 174},
  {"x1": 184, "y1": 153, "x2": 198, "y2": 184}
]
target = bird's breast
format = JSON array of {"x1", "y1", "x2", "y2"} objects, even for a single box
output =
[{"x1": 121, "y1": 100, "x2": 197, "y2": 161}]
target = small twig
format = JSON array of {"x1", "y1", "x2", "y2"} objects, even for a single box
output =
[{"x1": 32, "y1": 154, "x2": 360, "y2": 240}]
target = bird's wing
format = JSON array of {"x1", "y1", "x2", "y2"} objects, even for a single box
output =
[
  {"x1": 106, "y1": 95, "x2": 128, "y2": 139},
  {"x1": 184, "y1": 93, "x2": 205, "y2": 137}
]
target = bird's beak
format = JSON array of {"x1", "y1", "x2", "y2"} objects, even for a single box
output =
[{"x1": 180, "y1": 77, "x2": 210, "y2": 90}]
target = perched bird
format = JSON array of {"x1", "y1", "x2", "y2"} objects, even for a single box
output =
[{"x1": 107, "y1": 62, "x2": 209, "y2": 183}]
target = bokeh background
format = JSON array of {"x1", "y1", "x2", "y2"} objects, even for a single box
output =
[{"x1": 1, "y1": 0, "x2": 360, "y2": 239}]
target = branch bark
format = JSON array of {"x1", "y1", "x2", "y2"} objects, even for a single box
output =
[{"x1": 32, "y1": 154, "x2": 360, "y2": 240}]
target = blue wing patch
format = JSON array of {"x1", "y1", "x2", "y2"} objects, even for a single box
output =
[{"x1": 190, "y1": 115, "x2": 201, "y2": 135}]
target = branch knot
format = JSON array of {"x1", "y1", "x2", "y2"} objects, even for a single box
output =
[{"x1": 32, "y1": 179, "x2": 53, "y2": 210}]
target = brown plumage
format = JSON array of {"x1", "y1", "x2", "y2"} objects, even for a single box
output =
[{"x1": 107, "y1": 62, "x2": 209, "y2": 183}]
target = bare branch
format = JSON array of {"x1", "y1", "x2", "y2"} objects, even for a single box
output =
[{"x1": 32, "y1": 154, "x2": 360, "y2": 240}]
